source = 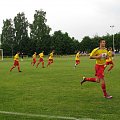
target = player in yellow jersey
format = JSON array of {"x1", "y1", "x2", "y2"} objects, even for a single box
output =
[
  {"x1": 36, "y1": 51, "x2": 45, "y2": 68},
  {"x1": 104, "y1": 47, "x2": 114, "y2": 72},
  {"x1": 31, "y1": 52, "x2": 37, "y2": 66},
  {"x1": 80, "y1": 39, "x2": 112, "y2": 99},
  {"x1": 10, "y1": 52, "x2": 22, "y2": 72},
  {"x1": 74, "y1": 51, "x2": 80, "y2": 68},
  {"x1": 47, "y1": 50, "x2": 54, "y2": 67}
]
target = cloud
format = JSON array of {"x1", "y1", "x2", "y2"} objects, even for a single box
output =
[{"x1": 0, "y1": 0, "x2": 120, "y2": 40}]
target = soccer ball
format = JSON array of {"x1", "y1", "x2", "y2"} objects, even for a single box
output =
[{"x1": 101, "y1": 53, "x2": 107, "y2": 58}]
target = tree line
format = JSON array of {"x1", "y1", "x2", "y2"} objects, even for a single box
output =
[{"x1": 0, "y1": 9, "x2": 120, "y2": 56}]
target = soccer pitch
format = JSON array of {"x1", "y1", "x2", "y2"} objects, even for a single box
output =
[{"x1": 0, "y1": 56, "x2": 120, "y2": 120}]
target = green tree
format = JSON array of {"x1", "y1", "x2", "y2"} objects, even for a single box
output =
[
  {"x1": 1, "y1": 19, "x2": 15, "y2": 56},
  {"x1": 29, "y1": 10, "x2": 51, "y2": 54},
  {"x1": 14, "y1": 12, "x2": 29, "y2": 54},
  {"x1": 114, "y1": 33, "x2": 120, "y2": 52},
  {"x1": 80, "y1": 36, "x2": 92, "y2": 52},
  {"x1": 51, "y1": 31, "x2": 80, "y2": 55}
]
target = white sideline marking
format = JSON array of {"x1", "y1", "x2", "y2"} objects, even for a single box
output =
[{"x1": 0, "y1": 110, "x2": 95, "y2": 120}]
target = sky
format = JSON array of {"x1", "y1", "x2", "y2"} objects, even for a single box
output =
[{"x1": 0, "y1": 0, "x2": 120, "y2": 41}]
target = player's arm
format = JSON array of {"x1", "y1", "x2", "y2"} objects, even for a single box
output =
[
  {"x1": 90, "y1": 55, "x2": 102, "y2": 59},
  {"x1": 89, "y1": 48, "x2": 102, "y2": 59}
]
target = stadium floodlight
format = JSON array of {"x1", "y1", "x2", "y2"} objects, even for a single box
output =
[{"x1": 110, "y1": 25, "x2": 115, "y2": 52}]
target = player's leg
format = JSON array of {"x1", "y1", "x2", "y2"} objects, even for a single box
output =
[
  {"x1": 42, "y1": 61, "x2": 45, "y2": 68},
  {"x1": 10, "y1": 61, "x2": 16, "y2": 71},
  {"x1": 104, "y1": 61, "x2": 109, "y2": 70},
  {"x1": 33, "y1": 59, "x2": 36, "y2": 66},
  {"x1": 47, "y1": 59, "x2": 53, "y2": 67},
  {"x1": 36, "y1": 59, "x2": 40, "y2": 68},
  {"x1": 98, "y1": 65, "x2": 112, "y2": 98},
  {"x1": 81, "y1": 64, "x2": 99, "y2": 85},
  {"x1": 101, "y1": 79, "x2": 112, "y2": 98},
  {"x1": 10, "y1": 65, "x2": 15, "y2": 71},
  {"x1": 108, "y1": 62, "x2": 114, "y2": 71},
  {"x1": 17, "y1": 62, "x2": 22, "y2": 72},
  {"x1": 47, "y1": 59, "x2": 50, "y2": 67},
  {"x1": 81, "y1": 77, "x2": 97, "y2": 85},
  {"x1": 49, "y1": 59, "x2": 53, "y2": 64},
  {"x1": 101, "y1": 79, "x2": 107, "y2": 97},
  {"x1": 75, "y1": 60, "x2": 79, "y2": 67}
]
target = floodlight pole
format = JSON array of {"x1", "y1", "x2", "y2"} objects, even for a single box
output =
[{"x1": 110, "y1": 25, "x2": 115, "y2": 52}]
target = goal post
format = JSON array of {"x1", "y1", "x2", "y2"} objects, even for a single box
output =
[{"x1": 0, "y1": 49, "x2": 3, "y2": 61}]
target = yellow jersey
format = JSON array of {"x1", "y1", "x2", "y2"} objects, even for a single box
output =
[
  {"x1": 49, "y1": 52, "x2": 53, "y2": 59},
  {"x1": 14, "y1": 54, "x2": 19, "y2": 61},
  {"x1": 32, "y1": 53, "x2": 36, "y2": 59},
  {"x1": 106, "y1": 50, "x2": 113, "y2": 62},
  {"x1": 90, "y1": 47, "x2": 108, "y2": 65},
  {"x1": 75, "y1": 52, "x2": 80, "y2": 60},
  {"x1": 39, "y1": 53, "x2": 44, "y2": 58}
]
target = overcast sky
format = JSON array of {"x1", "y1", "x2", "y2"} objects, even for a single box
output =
[{"x1": 0, "y1": 0, "x2": 120, "y2": 41}]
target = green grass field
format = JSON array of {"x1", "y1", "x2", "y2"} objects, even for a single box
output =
[{"x1": 0, "y1": 56, "x2": 120, "y2": 120}]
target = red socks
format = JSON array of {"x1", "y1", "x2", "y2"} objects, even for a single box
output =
[
  {"x1": 85, "y1": 78, "x2": 96, "y2": 82},
  {"x1": 101, "y1": 83, "x2": 107, "y2": 96},
  {"x1": 85, "y1": 78, "x2": 107, "y2": 97}
]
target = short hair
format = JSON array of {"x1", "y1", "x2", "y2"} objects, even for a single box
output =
[
  {"x1": 17, "y1": 51, "x2": 20, "y2": 54},
  {"x1": 99, "y1": 39, "x2": 105, "y2": 43}
]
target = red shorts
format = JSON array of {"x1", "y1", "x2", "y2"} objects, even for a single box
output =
[
  {"x1": 76, "y1": 60, "x2": 80, "y2": 64},
  {"x1": 106, "y1": 61, "x2": 113, "y2": 65},
  {"x1": 49, "y1": 59, "x2": 53, "y2": 63},
  {"x1": 39, "y1": 58, "x2": 44, "y2": 62},
  {"x1": 14, "y1": 60, "x2": 19, "y2": 66},
  {"x1": 95, "y1": 64, "x2": 105, "y2": 79},
  {"x1": 33, "y1": 58, "x2": 36, "y2": 64}
]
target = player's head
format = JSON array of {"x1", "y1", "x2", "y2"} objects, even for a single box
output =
[
  {"x1": 108, "y1": 47, "x2": 112, "y2": 51},
  {"x1": 52, "y1": 50, "x2": 55, "y2": 53},
  {"x1": 17, "y1": 51, "x2": 20, "y2": 54},
  {"x1": 42, "y1": 51, "x2": 44, "y2": 53},
  {"x1": 34, "y1": 52, "x2": 37, "y2": 54},
  {"x1": 99, "y1": 39, "x2": 106, "y2": 48}
]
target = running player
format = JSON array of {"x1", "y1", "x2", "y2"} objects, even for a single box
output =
[
  {"x1": 10, "y1": 52, "x2": 22, "y2": 72},
  {"x1": 80, "y1": 39, "x2": 112, "y2": 99},
  {"x1": 36, "y1": 51, "x2": 45, "y2": 68},
  {"x1": 74, "y1": 51, "x2": 80, "y2": 68},
  {"x1": 31, "y1": 52, "x2": 37, "y2": 66},
  {"x1": 104, "y1": 47, "x2": 114, "y2": 72},
  {"x1": 47, "y1": 50, "x2": 54, "y2": 67}
]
